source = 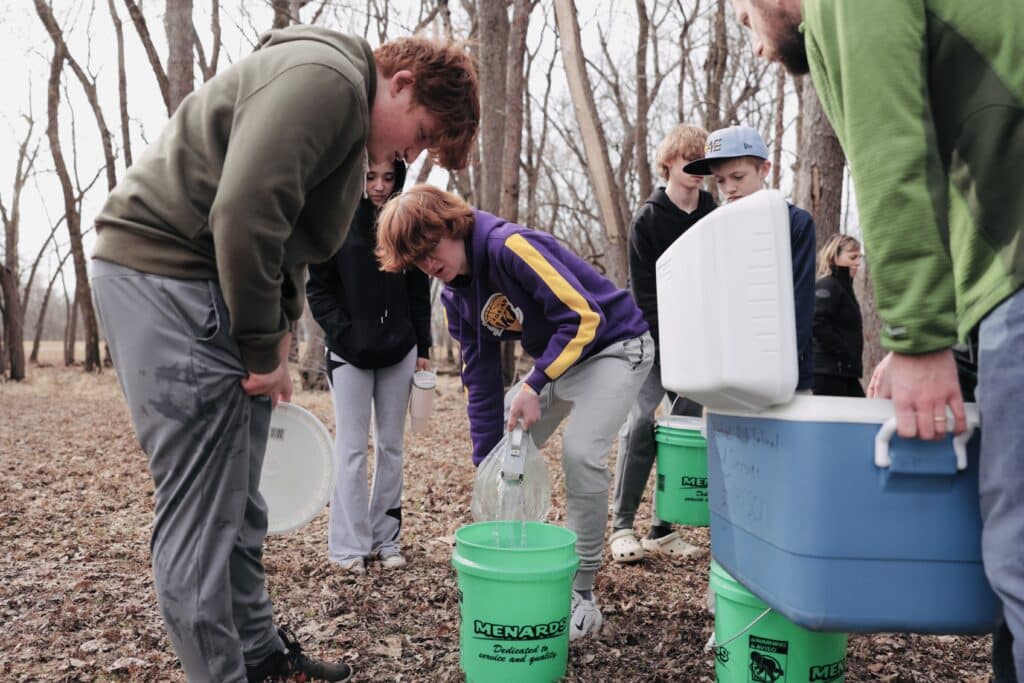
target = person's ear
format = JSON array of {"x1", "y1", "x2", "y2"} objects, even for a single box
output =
[
  {"x1": 759, "y1": 159, "x2": 772, "y2": 180},
  {"x1": 389, "y1": 70, "x2": 416, "y2": 96}
]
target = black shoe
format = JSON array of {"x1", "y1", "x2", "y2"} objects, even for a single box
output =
[{"x1": 246, "y1": 627, "x2": 353, "y2": 682}]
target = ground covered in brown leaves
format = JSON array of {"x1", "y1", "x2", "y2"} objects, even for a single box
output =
[{"x1": 1, "y1": 364, "x2": 994, "y2": 682}]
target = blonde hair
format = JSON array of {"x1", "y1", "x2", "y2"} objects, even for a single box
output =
[
  {"x1": 655, "y1": 123, "x2": 709, "y2": 180},
  {"x1": 817, "y1": 234, "x2": 861, "y2": 277},
  {"x1": 375, "y1": 184, "x2": 475, "y2": 272}
]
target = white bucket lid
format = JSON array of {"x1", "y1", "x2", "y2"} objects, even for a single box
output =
[
  {"x1": 707, "y1": 394, "x2": 979, "y2": 425},
  {"x1": 656, "y1": 416, "x2": 705, "y2": 432},
  {"x1": 259, "y1": 402, "x2": 335, "y2": 535}
]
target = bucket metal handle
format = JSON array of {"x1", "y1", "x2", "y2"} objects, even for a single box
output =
[
  {"x1": 501, "y1": 422, "x2": 527, "y2": 482},
  {"x1": 873, "y1": 413, "x2": 978, "y2": 472}
]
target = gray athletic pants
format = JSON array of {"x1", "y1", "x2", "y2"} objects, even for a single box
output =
[
  {"x1": 326, "y1": 347, "x2": 415, "y2": 564},
  {"x1": 90, "y1": 259, "x2": 284, "y2": 683},
  {"x1": 977, "y1": 288, "x2": 1024, "y2": 681},
  {"x1": 504, "y1": 333, "x2": 653, "y2": 592},
  {"x1": 612, "y1": 360, "x2": 701, "y2": 531}
]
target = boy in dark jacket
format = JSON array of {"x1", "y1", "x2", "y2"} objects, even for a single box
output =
[
  {"x1": 89, "y1": 28, "x2": 478, "y2": 683},
  {"x1": 375, "y1": 185, "x2": 654, "y2": 643},
  {"x1": 307, "y1": 159, "x2": 431, "y2": 575},
  {"x1": 684, "y1": 125, "x2": 816, "y2": 392},
  {"x1": 813, "y1": 234, "x2": 864, "y2": 397},
  {"x1": 611, "y1": 123, "x2": 716, "y2": 564}
]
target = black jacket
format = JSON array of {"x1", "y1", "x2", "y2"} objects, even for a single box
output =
[
  {"x1": 306, "y1": 162, "x2": 432, "y2": 369},
  {"x1": 627, "y1": 187, "x2": 717, "y2": 353},
  {"x1": 812, "y1": 265, "x2": 863, "y2": 378}
]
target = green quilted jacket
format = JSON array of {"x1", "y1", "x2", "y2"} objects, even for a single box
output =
[{"x1": 803, "y1": 0, "x2": 1024, "y2": 353}]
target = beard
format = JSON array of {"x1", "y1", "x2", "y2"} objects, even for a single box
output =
[{"x1": 775, "y1": 18, "x2": 809, "y2": 74}]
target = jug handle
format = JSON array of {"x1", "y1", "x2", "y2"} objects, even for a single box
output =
[{"x1": 873, "y1": 413, "x2": 977, "y2": 472}]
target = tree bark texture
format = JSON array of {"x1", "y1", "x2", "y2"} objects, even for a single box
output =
[
  {"x1": 796, "y1": 77, "x2": 844, "y2": 243},
  {"x1": 477, "y1": 0, "x2": 509, "y2": 214},
  {"x1": 499, "y1": 0, "x2": 533, "y2": 222},
  {"x1": 703, "y1": 0, "x2": 728, "y2": 130},
  {"x1": 165, "y1": 0, "x2": 195, "y2": 113},
  {"x1": 1, "y1": 267, "x2": 25, "y2": 380},
  {"x1": 45, "y1": 43, "x2": 101, "y2": 372},
  {"x1": 553, "y1": 0, "x2": 628, "y2": 286},
  {"x1": 124, "y1": 0, "x2": 172, "y2": 115},
  {"x1": 107, "y1": 0, "x2": 133, "y2": 167},
  {"x1": 771, "y1": 65, "x2": 785, "y2": 189},
  {"x1": 634, "y1": 0, "x2": 652, "y2": 202},
  {"x1": 1, "y1": 117, "x2": 36, "y2": 380}
]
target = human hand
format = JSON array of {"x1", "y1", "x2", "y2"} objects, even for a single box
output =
[
  {"x1": 507, "y1": 385, "x2": 541, "y2": 431},
  {"x1": 416, "y1": 357, "x2": 432, "y2": 372},
  {"x1": 866, "y1": 352, "x2": 893, "y2": 398},
  {"x1": 884, "y1": 349, "x2": 966, "y2": 439},
  {"x1": 240, "y1": 332, "x2": 294, "y2": 408}
]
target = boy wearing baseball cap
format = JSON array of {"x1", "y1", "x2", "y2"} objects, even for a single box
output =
[{"x1": 684, "y1": 125, "x2": 817, "y2": 391}]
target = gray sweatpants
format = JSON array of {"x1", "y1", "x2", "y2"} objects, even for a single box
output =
[
  {"x1": 612, "y1": 360, "x2": 701, "y2": 531},
  {"x1": 977, "y1": 288, "x2": 1024, "y2": 680},
  {"x1": 90, "y1": 259, "x2": 284, "y2": 683},
  {"x1": 326, "y1": 347, "x2": 415, "y2": 563},
  {"x1": 504, "y1": 333, "x2": 653, "y2": 592}
]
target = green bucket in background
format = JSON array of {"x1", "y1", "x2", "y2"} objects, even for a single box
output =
[
  {"x1": 655, "y1": 416, "x2": 709, "y2": 526},
  {"x1": 710, "y1": 561, "x2": 848, "y2": 683},
  {"x1": 452, "y1": 521, "x2": 579, "y2": 683}
]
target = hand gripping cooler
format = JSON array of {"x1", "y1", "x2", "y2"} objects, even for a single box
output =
[{"x1": 706, "y1": 395, "x2": 999, "y2": 634}]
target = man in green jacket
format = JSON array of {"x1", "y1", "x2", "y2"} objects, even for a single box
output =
[
  {"x1": 729, "y1": 1, "x2": 1024, "y2": 679},
  {"x1": 89, "y1": 26, "x2": 478, "y2": 683}
]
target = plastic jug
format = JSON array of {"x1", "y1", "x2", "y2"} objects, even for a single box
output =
[{"x1": 470, "y1": 425, "x2": 552, "y2": 522}]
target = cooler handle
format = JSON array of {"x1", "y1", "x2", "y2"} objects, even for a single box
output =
[{"x1": 873, "y1": 414, "x2": 978, "y2": 472}]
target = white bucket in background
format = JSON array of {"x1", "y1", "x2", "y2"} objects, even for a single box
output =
[{"x1": 409, "y1": 370, "x2": 437, "y2": 434}]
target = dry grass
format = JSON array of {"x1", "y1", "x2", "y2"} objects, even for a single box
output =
[{"x1": 0, "y1": 363, "x2": 992, "y2": 682}]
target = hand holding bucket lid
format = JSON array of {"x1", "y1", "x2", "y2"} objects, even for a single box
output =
[
  {"x1": 258, "y1": 402, "x2": 335, "y2": 535},
  {"x1": 408, "y1": 370, "x2": 437, "y2": 434}
]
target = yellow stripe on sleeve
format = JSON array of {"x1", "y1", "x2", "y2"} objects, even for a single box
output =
[{"x1": 504, "y1": 233, "x2": 600, "y2": 378}]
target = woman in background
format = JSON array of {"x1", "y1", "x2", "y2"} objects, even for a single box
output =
[
  {"x1": 812, "y1": 234, "x2": 864, "y2": 397},
  {"x1": 307, "y1": 159, "x2": 432, "y2": 574}
]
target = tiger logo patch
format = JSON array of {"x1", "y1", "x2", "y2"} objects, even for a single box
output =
[{"x1": 481, "y1": 293, "x2": 523, "y2": 336}]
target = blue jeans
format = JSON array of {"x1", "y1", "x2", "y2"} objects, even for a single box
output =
[{"x1": 978, "y1": 287, "x2": 1024, "y2": 681}]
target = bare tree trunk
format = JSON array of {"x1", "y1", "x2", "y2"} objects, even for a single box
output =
[
  {"x1": 855, "y1": 261, "x2": 885, "y2": 385},
  {"x1": 703, "y1": 0, "x2": 728, "y2": 130},
  {"x1": 30, "y1": 258, "x2": 68, "y2": 364},
  {"x1": 1, "y1": 268, "x2": 24, "y2": 380},
  {"x1": 634, "y1": 0, "x2": 652, "y2": 201},
  {"x1": 108, "y1": 0, "x2": 133, "y2": 167},
  {"x1": 299, "y1": 304, "x2": 328, "y2": 391},
  {"x1": 45, "y1": 43, "x2": 101, "y2": 372},
  {"x1": 478, "y1": 0, "x2": 509, "y2": 213},
  {"x1": 35, "y1": 0, "x2": 118, "y2": 191},
  {"x1": 795, "y1": 77, "x2": 844, "y2": 243},
  {"x1": 124, "y1": 0, "x2": 172, "y2": 115},
  {"x1": 791, "y1": 74, "x2": 806, "y2": 201},
  {"x1": 771, "y1": 65, "x2": 785, "y2": 189},
  {"x1": 553, "y1": 0, "x2": 628, "y2": 286},
  {"x1": 64, "y1": 283, "x2": 78, "y2": 367},
  {"x1": 165, "y1": 0, "x2": 195, "y2": 113},
  {"x1": 273, "y1": 0, "x2": 291, "y2": 28}
]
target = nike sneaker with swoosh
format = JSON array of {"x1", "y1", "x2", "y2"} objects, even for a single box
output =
[{"x1": 569, "y1": 590, "x2": 603, "y2": 641}]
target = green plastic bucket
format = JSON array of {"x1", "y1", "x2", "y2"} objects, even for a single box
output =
[
  {"x1": 452, "y1": 521, "x2": 580, "y2": 683},
  {"x1": 655, "y1": 416, "x2": 709, "y2": 526},
  {"x1": 710, "y1": 561, "x2": 848, "y2": 683}
]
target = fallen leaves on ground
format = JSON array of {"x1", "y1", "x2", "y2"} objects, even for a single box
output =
[{"x1": 0, "y1": 366, "x2": 992, "y2": 681}]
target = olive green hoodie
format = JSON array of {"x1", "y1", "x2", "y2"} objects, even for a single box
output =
[
  {"x1": 803, "y1": 0, "x2": 1024, "y2": 354},
  {"x1": 93, "y1": 26, "x2": 375, "y2": 372}
]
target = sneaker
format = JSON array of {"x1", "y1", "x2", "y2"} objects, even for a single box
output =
[
  {"x1": 338, "y1": 557, "x2": 366, "y2": 575},
  {"x1": 379, "y1": 551, "x2": 407, "y2": 570},
  {"x1": 569, "y1": 591, "x2": 603, "y2": 641},
  {"x1": 246, "y1": 627, "x2": 352, "y2": 682}
]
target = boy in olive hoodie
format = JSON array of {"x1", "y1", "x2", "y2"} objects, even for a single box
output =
[{"x1": 89, "y1": 26, "x2": 478, "y2": 683}]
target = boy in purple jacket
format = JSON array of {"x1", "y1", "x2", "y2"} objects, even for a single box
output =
[{"x1": 376, "y1": 184, "x2": 653, "y2": 641}]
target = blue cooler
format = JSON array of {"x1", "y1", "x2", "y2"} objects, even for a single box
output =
[{"x1": 707, "y1": 395, "x2": 999, "y2": 634}]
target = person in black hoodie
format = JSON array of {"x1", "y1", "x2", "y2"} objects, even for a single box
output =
[
  {"x1": 610, "y1": 123, "x2": 717, "y2": 565},
  {"x1": 812, "y1": 234, "x2": 864, "y2": 397},
  {"x1": 307, "y1": 159, "x2": 431, "y2": 575}
]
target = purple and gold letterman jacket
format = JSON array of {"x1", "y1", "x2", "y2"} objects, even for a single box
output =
[{"x1": 443, "y1": 210, "x2": 649, "y2": 465}]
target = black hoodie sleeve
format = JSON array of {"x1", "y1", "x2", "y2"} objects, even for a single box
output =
[
  {"x1": 306, "y1": 251, "x2": 350, "y2": 354},
  {"x1": 628, "y1": 206, "x2": 660, "y2": 344},
  {"x1": 406, "y1": 267, "x2": 432, "y2": 358}
]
